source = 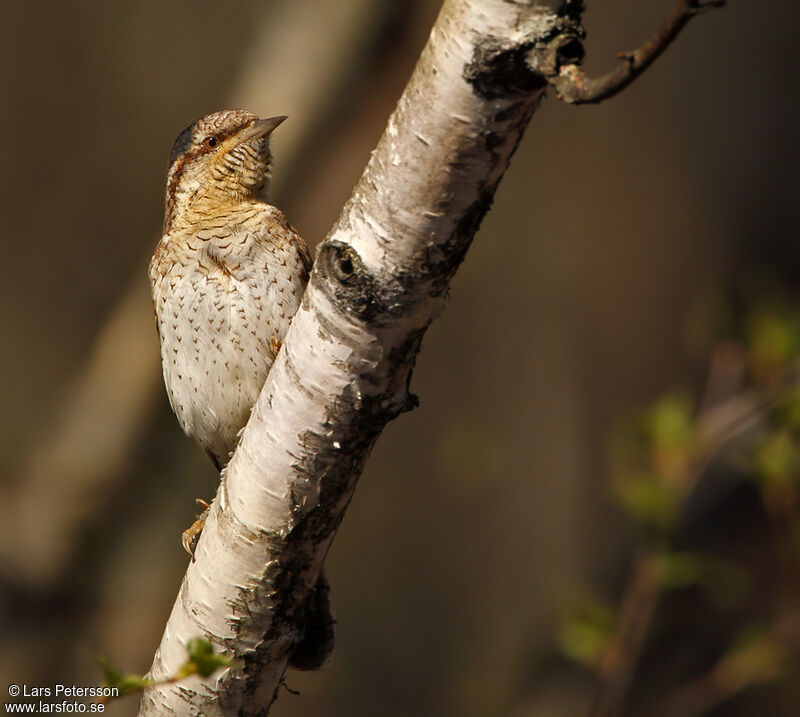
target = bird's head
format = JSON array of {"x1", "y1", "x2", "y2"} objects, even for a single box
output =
[{"x1": 163, "y1": 109, "x2": 286, "y2": 232}]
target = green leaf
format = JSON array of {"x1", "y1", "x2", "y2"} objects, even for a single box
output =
[
  {"x1": 649, "y1": 551, "x2": 748, "y2": 606},
  {"x1": 98, "y1": 656, "x2": 122, "y2": 686},
  {"x1": 614, "y1": 472, "x2": 680, "y2": 532},
  {"x1": 643, "y1": 393, "x2": 694, "y2": 456},
  {"x1": 98, "y1": 639, "x2": 234, "y2": 700},
  {"x1": 97, "y1": 656, "x2": 152, "y2": 697},
  {"x1": 176, "y1": 638, "x2": 235, "y2": 679},
  {"x1": 746, "y1": 310, "x2": 800, "y2": 379},
  {"x1": 754, "y1": 430, "x2": 799, "y2": 482},
  {"x1": 753, "y1": 430, "x2": 800, "y2": 516},
  {"x1": 651, "y1": 551, "x2": 707, "y2": 590},
  {"x1": 558, "y1": 599, "x2": 615, "y2": 668}
]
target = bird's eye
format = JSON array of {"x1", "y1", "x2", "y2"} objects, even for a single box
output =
[{"x1": 203, "y1": 136, "x2": 219, "y2": 150}]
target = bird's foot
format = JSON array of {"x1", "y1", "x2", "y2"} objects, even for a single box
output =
[{"x1": 182, "y1": 498, "x2": 211, "y2": 559}]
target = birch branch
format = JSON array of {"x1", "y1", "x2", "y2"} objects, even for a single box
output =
[
  {"x1": 550, "y1": 0, "x2": 726, "y2": 105},
  {"x1": 139, "y1": 0, "x2": 723, "y2": 714}
]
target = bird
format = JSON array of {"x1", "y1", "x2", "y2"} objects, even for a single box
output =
[{"x1": 149, "y1": 109, "x2": 333, "y2": 671}]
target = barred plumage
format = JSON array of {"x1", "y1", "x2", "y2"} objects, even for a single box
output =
[{"x1": 149, "y1": 110, "x2": 332, "y2": 671}]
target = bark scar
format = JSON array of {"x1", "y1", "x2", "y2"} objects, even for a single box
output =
[
  {"x1": 315, "y1": 241, "x2": 413, "y2": 323},
  {"x1": 463, "y1": 39, "x2": 547, "y2": 100}
]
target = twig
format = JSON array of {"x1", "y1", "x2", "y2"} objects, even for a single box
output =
[
  {"x1": 591, "y1": 553, "x2": 661, "y2": 717},
  {"x1": 552, "y1": 0, "x2": 726, "y2": 105},
  {"x1": 691, "y1": 363, "x2": 800, "y2": 488},
  {"x1": 589, "y1": 357, "x2": 800, "y2": 717},
  {"x1": 647, "y1": 611, "x2": 800, "y2": 717}
]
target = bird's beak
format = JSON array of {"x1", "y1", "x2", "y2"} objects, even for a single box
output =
[{"x1": 237, "y1": 115, "x2": 287, "y2": 144}]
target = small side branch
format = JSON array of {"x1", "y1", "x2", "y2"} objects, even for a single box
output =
[{"x1": 551, "y1": 0, "x2": 726, "y2": 105}]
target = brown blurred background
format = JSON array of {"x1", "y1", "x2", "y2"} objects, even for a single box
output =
[{"x1": 1, "y1": 1, "x2": 798, "y2": 715}]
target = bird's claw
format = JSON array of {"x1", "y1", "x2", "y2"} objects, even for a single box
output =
[{"x1": 182, "y1": 499, "x2": 211, "y2": 559}]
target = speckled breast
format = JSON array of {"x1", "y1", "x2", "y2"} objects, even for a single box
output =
[{"x1": 150, "y1": 203, "x2": 310, "y2": 468}]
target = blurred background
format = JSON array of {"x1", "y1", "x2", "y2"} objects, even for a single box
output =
[{"x1": 1, "y1": 0, "x2": 798, "y2": 715}]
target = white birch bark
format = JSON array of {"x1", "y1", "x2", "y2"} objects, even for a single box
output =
[{"x1": 139, "y1": 0, "x2": 561, "y2": 713}]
